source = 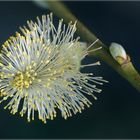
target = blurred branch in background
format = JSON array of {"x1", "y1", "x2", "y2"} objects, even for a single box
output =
[{"x1": 34, "y1": 0, "x2": 140, "y2": 92}]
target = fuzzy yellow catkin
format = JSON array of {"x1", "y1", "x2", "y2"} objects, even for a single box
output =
[{"x1": 0, "y1": 13, "x2": 107, "y2": 123}]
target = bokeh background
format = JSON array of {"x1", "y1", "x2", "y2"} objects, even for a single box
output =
[{"x1": 0, "y1": 1, "x2": 140, "y2": 139}]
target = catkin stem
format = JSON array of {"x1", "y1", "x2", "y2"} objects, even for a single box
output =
[{"x1": 44, "y1": 1, "x2": 140, "y2": 92}]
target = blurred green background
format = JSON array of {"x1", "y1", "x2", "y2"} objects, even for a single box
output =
[{"x1": 0, "y1": 1, "x2": 140, "y2": 139}]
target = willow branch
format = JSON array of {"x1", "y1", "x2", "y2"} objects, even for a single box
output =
[{"x1": 44, "y1": 1, "x2": 140, "y2": 92}]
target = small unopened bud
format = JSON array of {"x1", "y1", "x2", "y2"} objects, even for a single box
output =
[
  {"x1": 33, "y1": 0, "x2": 49, "y2": 9},
  {"x1": 109, "y1": 42, "x2": 128, "y2": 65}
]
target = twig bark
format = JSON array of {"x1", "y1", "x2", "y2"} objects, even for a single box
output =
[{"x1": 46, "y1": 1, "x2": 140, "y2": 92}]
